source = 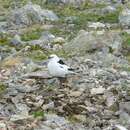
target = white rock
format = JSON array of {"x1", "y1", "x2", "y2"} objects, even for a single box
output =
[
  {"x1": 53, "y1": 37, "x2": 65, "y2": 44},
  {"x1": 115, "y1": 124, "x2": 128, "y2": 130},
  {"x1": 88, "y1": 22, "x2": 106, "y2": 29},
  {"x1": 0, "y1": 122, "x2": 6, "y2": 130},
  {"x1": 91, "y1": 87, "x2": 105, "y2": 95},
  {"x1": 10, "y1": 114, "x2": 32, "y2": 122}
]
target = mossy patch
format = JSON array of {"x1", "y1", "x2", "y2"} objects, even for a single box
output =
[
  {"x1": 32, "y1": 109, "x2": 45, "y2": 118},
  {"x1": 27, "y1": 50, "x2": 48, "y2": 61},
  {"x1": 0, "y1": 33, "x2": 10, "y2": 46},
  {"x1": 80, "y1": 1, "x2": 107, "y2": 9},
  {"x1": 98, "y1": 11, "x2": 119, "y2": 23},
  {"x1": 122, "y1": 32, "x2": 130, "y2": 46},
  {"x1": 21, "y1": 28, "x2": 43, "y2": 41},
  {"x1": 0, "y1": 82, "x2": 6, "y2": 94}
]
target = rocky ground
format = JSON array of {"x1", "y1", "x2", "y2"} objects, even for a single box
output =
[{"x1": 1, "y1": 0, "x2": 130, "y2": 130}]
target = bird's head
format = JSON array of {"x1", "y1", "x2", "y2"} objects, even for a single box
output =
[{"x1": 48, "y1": 54, "x2": 59, "y2": 61}]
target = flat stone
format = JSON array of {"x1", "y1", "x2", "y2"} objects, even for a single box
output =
[{"x1": 91, "y1": 87, "x2": 105, "y2": 95}]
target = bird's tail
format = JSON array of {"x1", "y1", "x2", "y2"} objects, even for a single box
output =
[{"x1": 68, "y1": 68, "x2": 78, "y2": 75}]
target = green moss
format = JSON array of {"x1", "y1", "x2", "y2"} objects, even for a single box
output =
[
  {"x1": 0, "y1": 82, "x2": 6, "y2": 93},
  {"x1": 0, "y1": 33, "x2": 10, "y2": 46},
  {"x1": 0, "y1": 37, "x2": 9, "y2": 46},
  {"x1": 81, "y1": 2, "x2": 106, "y2": 9},
  {"x1": 21, "y1": 27, "x2": 43, "y2": 41},
  {"x1": 32, "y1": 109, "x2": 44, "y2": 118},
  {"x1": 27, "y1": 49, "x2": 48, "y2": 61},
  {"x1": 98, "y1": 11, "x2": 119, "y2": 23}
]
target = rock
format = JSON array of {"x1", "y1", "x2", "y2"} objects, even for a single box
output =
[
  {"x1": 16, "y1": 84, "x2": 40, "y2": 93},
  {"x1": 42, "y1": 101, "x2": 54, "y2": 110},
  {"x1": 119, "y1": 102, "x2": 130, "y2": 124},
  {"x1": 8, "y1": 2, "x2": 59, "y2": 28},
  {"x1": 0, "y1": 121, "x2": 7, "y2": 130},
  {"x1": 89, "y1": 0, "x2": 122, "y2": 4},
  {"x1": 27, "y1": 32, "x2": 55, "y2": 48},
  {"x1": 64, "y1": 30, "x2": 122, "y2": 55},
  {"x1": 44, "y1": 114, "x2": 70, "y2": 129},
  {"x1": 119, "y1": 8, "x2": 130, "y2": 27},
  {"x1": 104, "y1": 91, "x2": 118, "y2": 111},
  {"x1": 52, "y1": 37, "x2": 65, "y2": 44},
  {"x1": 91, "y1": 87, "x2": 105, "y2": 95},
  {"x1": 115, "y1": 124, "x2": 127, "y2": 130},
  {"x1": 10, "y1": 34, "x2": 23, "y2": 46},
  {"x1": 70, "y1": 91, "x2": 82, "y2": 97},
  {"x1": 120, "y1": 71, "x2": 128, "y2": 77},
  {"x1": 102, "y1": 5, "x2": 117, "y2": 14},
  {"x1": 120, "y1": 102, "x2": 130, "y2": 114},
  {"x1": 46, "y1": 0, "x2": 85, "y2": 7},
  {"x1": 72, "y1": 114, "x2": 86, "y2": 122},
  {"x1": 10, "y1": 114, "x2": 33, "y2": 122},
  {"x1": 53, "y1": 44, "x2": 63, "y2": 51},
  {"x1": 35, "y1": 125, "x2": 53, "y2": 130},
  {"x1": 40, "y1": 32, "x2": 55, "y2": 43},
  {"x1": 15, "y1": 103, "x2": 30, "y2": 115},
  {"x1": 88, "y1": 22, "x2": 106, "y2": 30}
]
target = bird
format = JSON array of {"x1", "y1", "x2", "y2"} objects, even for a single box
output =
[{"x1": 47, "y1": 54, "x2": 75, "y2": 78}]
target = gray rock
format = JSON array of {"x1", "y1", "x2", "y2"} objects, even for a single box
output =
[
  {"x1": 45, "y1": 114, "x2": 69, "y2": 126},
  {"x1": 119, "y1": 102, "x2": 130, "y2": 124},
  {"x1": 42, "y1": 101, "x2": 54, "y2": 110},
  {"x1": 15, "y1": 103, "x2": 30, "y2": 115},
  {"x1": 10, "y1": 114, "x2": 32, "y2": 122},
  {"x1": 91, "y1": 87, "x2": 105, "y2": 95},
  {"x1": 40, "y1": 31, "x2": 55, "y2": 42},
  {"x1": 10, "y1": 34, "x2": 22, "y2": 45},
  {"x1": 64, "y1": 30, "x2": 122, "y2": 55},
  {"x1": 89, "y1": 0, "x2": 122, "y2": 4},
  {"x1": 119, "y1": 8, "x2": 130, "y2": 27},
  {"x1": 88, "y1": 22, "x2": 106, "y2": 29},
  {"x1": 0, "y1": 121, "x2": 6, "y2": 130},
  {"x1": 16, "y1": 84, "x2": 39, "y2": 93},
  {"x1": 8, "y1": 2, "x2": 59, "y2": 27},
  {"x1": 102, "y1": 5, "x2": 117, "y2": 14},
  {"x1": 46, "y1": 0, "x2": 85, "y2": 7},
  {"x1": 27, "y1": 32, "x2": 55, "y2": 48},
  {"x1": 114, "y1": 125, "x2": 127, "y2": 130}
]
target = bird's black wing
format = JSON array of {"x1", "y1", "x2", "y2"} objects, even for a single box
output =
[{"x1": 58, "y1": 59, "x2": 66, "y2": 65}]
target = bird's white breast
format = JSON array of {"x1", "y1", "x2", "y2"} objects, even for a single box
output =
[{"x1": 47, "y1": 60, "x2": 67, "y2": 77}]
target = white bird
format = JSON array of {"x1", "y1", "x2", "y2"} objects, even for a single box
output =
[{"x1": 47, "y1": 54, "x2": 75, "y2": 77}]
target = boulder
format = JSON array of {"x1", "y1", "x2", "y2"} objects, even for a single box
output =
[
  {"x1": 64, "y1": 30, "x2": 122, "y2": 55},
  {"x1": 8, "y1": 2, "x2": 58, "y2": 28}
]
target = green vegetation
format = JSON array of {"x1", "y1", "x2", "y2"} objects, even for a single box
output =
[
  {"x1": 0, "y1": 33, "x2": 10, "y2": 46},
  {"x1": 28, "y1": 50, "x2": 47, "y2": 61},
  {"x1": 0, "y1": 82, "x2": 6, "y2": 93},
  {"x1": 98, "y1": 11, "x2": 119, "y2": 23},
  {"x1": 21, "y1": 27, "x2": 43, "y2": 41},
  {"x1": 0, "y1": 37, "x2": 9, "y2": 46},
  {"x1": 122, "y1": 32, "x2": 130, "y2": 46},
  {"x1": 43, "y1": 3, "x2": 120, "y2": 33},
  {"x1": 81, "y1": 2, "x2": 106, "y2": 9},
  {"x1": 32, "y1": 109, "x2": 45, "y2": 118}
]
